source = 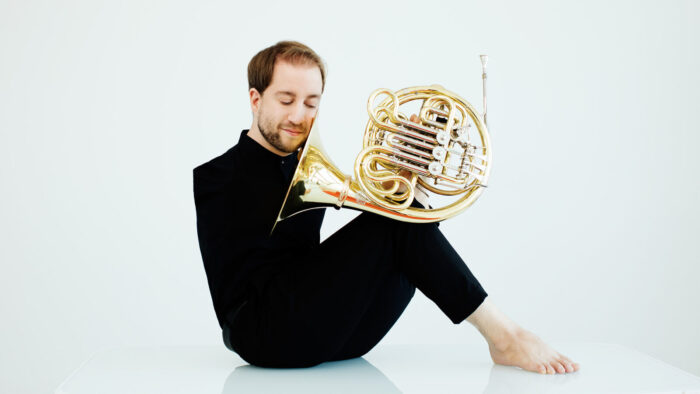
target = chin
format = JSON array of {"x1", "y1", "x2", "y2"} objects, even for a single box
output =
[{"x1": 285, "y1": 137, "x2": 306, "y2": 151}]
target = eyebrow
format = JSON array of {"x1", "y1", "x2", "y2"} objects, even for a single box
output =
[{"x1": 276, "y1": 91, "x2": 321, "y2": 99}]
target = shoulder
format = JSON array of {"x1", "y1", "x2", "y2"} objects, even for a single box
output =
[{"x1": 193, "y1": 144, "x2": 241, "y2": 196}]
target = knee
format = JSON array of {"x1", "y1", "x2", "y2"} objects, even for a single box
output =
[{"x1": 393, "y1": 220, "x2": 440, "y2": 247}]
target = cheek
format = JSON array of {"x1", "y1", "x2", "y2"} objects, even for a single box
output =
[
  {"x1": 260, "y1": 104, "x2": 282, "y2": 125},
  {"x1": 305, "y1": 108, "x2": 318, "y2": 120}
]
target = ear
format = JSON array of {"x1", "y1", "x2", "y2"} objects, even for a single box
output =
[{"x1": 249, "y1": 88, "x2": 261, "y2": 114}]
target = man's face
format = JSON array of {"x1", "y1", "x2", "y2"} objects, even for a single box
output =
[{"x1": 252, "y1": 60, "x2": 323, "y2": 154}]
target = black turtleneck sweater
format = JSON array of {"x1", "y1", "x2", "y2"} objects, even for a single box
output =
[{"x1": 193, "y1": 130, "x2": 325, "y2": 328}]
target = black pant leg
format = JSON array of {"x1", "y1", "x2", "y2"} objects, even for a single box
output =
[
  {"x1": 328, "y1": 269, "x2": 415, "y2": 361},
  {"x1": 232, "y1": 212, "x2": 487, "y2": 367}
]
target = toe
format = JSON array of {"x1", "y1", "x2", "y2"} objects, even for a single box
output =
[
  {"x1": 557, "y1": 355, "x2": 573, "y2": 372},
  {"x1": 546, "y1": 364, "x2": 555, "y2": 374},
  {"x1": 527, "y1": 361, "x2": 546, "y2": 374},
  {"x1": 552, "y1": 361, "x2": 566, "y2": 374},
  {"x1": 558, "y1": 354, "x2": 578, "y2": 372}
]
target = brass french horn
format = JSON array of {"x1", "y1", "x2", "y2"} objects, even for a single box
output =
[{"x1": 274, "y1": 56, "x2": 492, "y2": 231}]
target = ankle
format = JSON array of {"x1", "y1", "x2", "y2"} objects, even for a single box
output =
[
  {"x1": 488, "y1": 325, "x2": 522, "y2": 352},
  {"x1": 466, "y1": 298, "x2": 522, "y2": 350}
]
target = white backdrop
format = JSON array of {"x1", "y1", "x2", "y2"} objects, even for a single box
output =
[{"x1": 1, "y1": 0, "x2": 699, "y2": 392}]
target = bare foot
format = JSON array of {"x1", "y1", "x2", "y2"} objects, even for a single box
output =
[
  {"x1": 488, "y1": 328, "x2": 580, "y2": 374},
  {"x1": 466, "y1": 298, "x2": 580, "y2": 374}
]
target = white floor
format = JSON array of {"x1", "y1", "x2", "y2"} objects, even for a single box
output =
[{"x1": 55, "y1": 343, "x2": 700, "y2": 394}]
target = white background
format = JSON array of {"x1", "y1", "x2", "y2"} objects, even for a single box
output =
[{"x1": 1, "y1": 0, "x2": 698, "y2": 393}]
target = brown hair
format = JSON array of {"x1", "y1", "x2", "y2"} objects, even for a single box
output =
[{"x1": 247, "y1": 41, "x2": 326, "y2": 95}]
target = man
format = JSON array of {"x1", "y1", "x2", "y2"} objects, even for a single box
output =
[{"x1": 193, "y1": 41, "x2": 580, "y2": 374}]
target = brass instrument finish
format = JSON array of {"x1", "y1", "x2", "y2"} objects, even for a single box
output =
[{"x1": 275, "y1": 59, "x2": 492, "y2": 230}]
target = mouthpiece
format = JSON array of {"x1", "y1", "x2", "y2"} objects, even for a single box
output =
[{"x1": 480, "y1": 54, "x2": 488, "y2": 68}]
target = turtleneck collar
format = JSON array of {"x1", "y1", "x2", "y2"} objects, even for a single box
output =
[{"x1": 237, "y1": 130, "x2": 300, "y2": 181}]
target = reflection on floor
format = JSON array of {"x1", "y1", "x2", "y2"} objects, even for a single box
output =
[
  {"x1": 222, "y1": 358, "x2": 400, "y2": 393},
  {"x1": 56, "y1": 343, "x2": 700, "y2": 394}
]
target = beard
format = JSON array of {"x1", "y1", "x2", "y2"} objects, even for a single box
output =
[{"x1": 258, "y1": 107, "x2": 310, "y2": 154}]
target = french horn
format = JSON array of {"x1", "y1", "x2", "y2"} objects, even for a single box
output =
[{"x1": 273, "y1": 56, "x2": 492, "y2": 231}]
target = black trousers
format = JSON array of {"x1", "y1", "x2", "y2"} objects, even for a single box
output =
[{"x1": 223, "y1": 212, "x2": 488, "y2": 368}]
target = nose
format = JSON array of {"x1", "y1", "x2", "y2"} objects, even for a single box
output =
[{"x1": 287, "y1": 102, "x2": 306, "y2": 125}]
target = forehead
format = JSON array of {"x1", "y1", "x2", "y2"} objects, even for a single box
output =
[{"x1": 267, "y1": 60, "x2": 323, "y2": 97}]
